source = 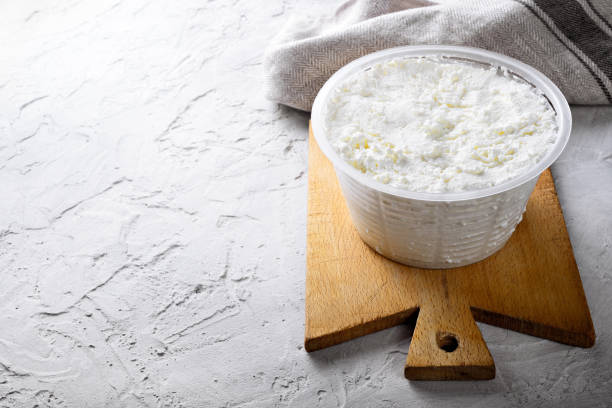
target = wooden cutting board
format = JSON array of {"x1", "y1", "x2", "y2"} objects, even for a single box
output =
[{"x1": 305, "y1": 124, "x2": 595, "y2": 380}]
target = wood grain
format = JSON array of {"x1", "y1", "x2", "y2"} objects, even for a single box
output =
[{"x1": 305, "y1": 124, "x2": 595, "y2": 380}]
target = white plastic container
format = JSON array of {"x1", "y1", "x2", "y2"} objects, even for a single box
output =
[{"x1": 311, "y1": 45, "x2": 571, "y2": 269}]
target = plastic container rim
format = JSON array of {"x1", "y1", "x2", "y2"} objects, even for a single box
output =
[{"x1": 310, "y1": 45, "x2": 572, "y2": 202}]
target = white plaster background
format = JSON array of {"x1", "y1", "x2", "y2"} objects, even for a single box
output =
[{"x1": 0, "y1": 0, "x2": 611, "y2": 407}]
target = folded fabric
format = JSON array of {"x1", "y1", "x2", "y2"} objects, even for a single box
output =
[{"x1": 264, "y1": 0, "x2": 612, "y2": 111}]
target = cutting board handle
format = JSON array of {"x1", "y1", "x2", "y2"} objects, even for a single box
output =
[{"x1": 404, "y1": 273, "x2": 495, "y2": 380}]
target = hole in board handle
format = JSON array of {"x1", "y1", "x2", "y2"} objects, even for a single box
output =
[{"x1": 437, "y1": 332, "x2": 459, "y2": 352}]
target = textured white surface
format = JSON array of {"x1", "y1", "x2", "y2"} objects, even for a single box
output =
[{"x1": 0, "y1": 1, "x2": 611, "y2": 407}]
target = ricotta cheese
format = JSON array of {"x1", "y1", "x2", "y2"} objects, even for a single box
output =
[{"x1": 324, "y1": 57, "x2": 558, "y2": 193}]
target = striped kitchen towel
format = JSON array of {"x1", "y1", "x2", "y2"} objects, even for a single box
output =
[{"x1": 264, "y1": 0, "x2": 612, "y2": 111}]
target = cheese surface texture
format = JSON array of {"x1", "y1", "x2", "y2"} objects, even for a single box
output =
[{"x1": 324, "y1": 57, "x2": 558, "y2": 193}]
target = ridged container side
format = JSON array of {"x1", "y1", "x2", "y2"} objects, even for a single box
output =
[{"x1": 337, "y1": 168, "x2": 537, "y2": 268}]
